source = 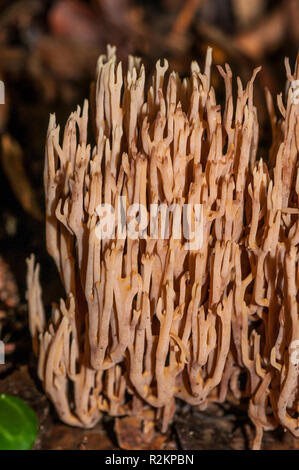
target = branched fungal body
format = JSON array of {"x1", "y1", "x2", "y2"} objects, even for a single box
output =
[{"x1": 27, "y1": 46, "x2": 299, "y2": 449}]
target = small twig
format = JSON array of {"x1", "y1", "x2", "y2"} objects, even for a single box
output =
[{"x1": 171, "y1": 0, "x2": 203, "y2": 37}]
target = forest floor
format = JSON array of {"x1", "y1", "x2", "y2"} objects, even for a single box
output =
[{"x1": 0, "y1": 0, "x2": 298, "y2": 450}]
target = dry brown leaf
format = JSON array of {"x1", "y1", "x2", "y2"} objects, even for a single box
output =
[
  {"x1": 48, "y1": 0, "x2": 102, "y2": 46},
  {"x1": 1, "y1": 134, "x2": 43, "y2": 221},
  {"x1": 115, "y1": 416, "x2": 168, "y2": 450},
  {"x1": 0, "y1": 255, "x2": 19, "y2": 308}
]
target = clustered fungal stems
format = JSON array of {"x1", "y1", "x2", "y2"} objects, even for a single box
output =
[{"x1": 27, "y1": 46, "x2": 299, "y2": 449}]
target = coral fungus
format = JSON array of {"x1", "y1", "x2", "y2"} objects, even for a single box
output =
[{"x1": 27, "y1": 45, "x2": 299, "y2": 449}]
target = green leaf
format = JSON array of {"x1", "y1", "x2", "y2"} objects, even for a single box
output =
[{"x1": 0, "y1": 394, "x2": 39, "y2": 450}]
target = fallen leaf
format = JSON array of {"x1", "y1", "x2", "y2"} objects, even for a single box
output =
[
  {"x1": 115, "y1": 416, "x2": 168, "y2": 450},
  {"x1": 1, "y1": 134, "x2": 43, "y2": 221},
  {"x1": 0, "y1": 255, "x2": 19, "y2": 308}
]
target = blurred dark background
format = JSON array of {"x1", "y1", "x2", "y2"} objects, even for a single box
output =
[{"x1": 0, "y1": 0, "x2": 298, "y2": 449}]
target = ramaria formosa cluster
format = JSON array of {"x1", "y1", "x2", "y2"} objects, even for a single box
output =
[{"x1": 27, "y1": 46, "x2": 299, "y2": 449}]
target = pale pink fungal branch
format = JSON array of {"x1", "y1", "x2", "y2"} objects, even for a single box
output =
[{"x1": 27, "y1": 46, "x2": 299, "y2": 449}]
